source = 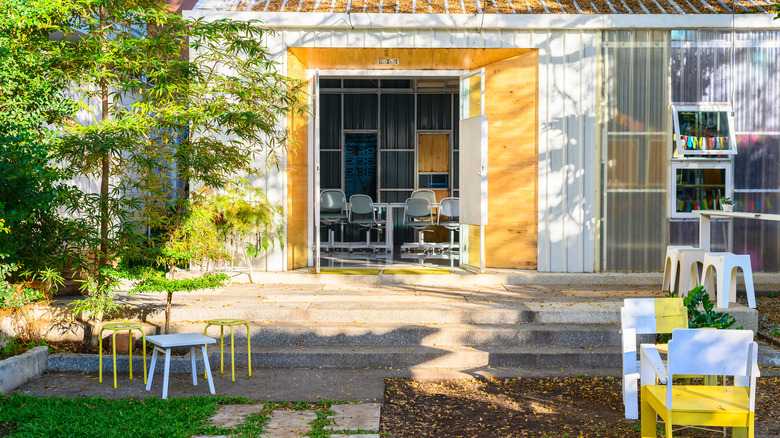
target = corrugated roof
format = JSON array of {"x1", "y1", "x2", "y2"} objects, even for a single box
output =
[{"x1": 194, "y1": 0, "x2": 774, "y2": 14}]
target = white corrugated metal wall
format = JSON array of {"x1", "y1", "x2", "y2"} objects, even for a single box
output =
[{"x1": 254, "y1": 27, "x2": 599, "y2": 272}]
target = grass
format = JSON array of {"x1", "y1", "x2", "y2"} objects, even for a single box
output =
[{"x1": 0, "y1": 396, "x2": 356, "y2": 438}]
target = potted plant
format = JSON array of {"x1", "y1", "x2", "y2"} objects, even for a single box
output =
[{"x1": 721, "y1": 197, "x2": 734, "y2": 212}]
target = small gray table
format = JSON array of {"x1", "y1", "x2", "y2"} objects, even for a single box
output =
[{"x1": 145, "y1": 333, "x2": 216, "y2": 399}]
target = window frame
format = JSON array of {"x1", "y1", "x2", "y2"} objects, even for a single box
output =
[{"x1": 671, "y1": 104, "x2": 738, "y2": 157}]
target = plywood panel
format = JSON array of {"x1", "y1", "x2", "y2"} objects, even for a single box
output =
[
  {"x1": 482, "y1": 50, "x2": 539, "y2": 269},
  {"x1": 288, "y1": 47, "x2": 531, "y2": 71},
  {"x1": 418, "y1": 134, "x2": 449, "y2": 173},
  {"x1": 286, "y1": 52, "x2": 309, "y2": 270}
]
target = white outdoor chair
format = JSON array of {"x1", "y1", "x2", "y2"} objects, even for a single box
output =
[
  {"x1": 620, "y1": 297, "x2": 688, "y2": 420},
  {"x1": 320, "y1": 189, "x2": 347, "y2": 251},
  {"x1": 662, "y1": 246, "x2": 705, "y2": 296},
  {"x1": 437, "y1": 197, "x2": 460, "y2": 253},
  {"x1": 701, "y1": 252, "x2": 756, "y2": 308},
  {"x1": 347, "y1": 194, "x2": 386, "y2": 253},
  {"x1": 640, "y1": 328, "x2": 758, "y2": 438},
  {"x1": 400, "y1": 197, "x2": 434, "y2": 253}
]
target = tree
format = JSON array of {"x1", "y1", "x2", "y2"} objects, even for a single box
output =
[
  {"x1": 6, "y1": 0, "x2": 305, "y2": 337},
  {"x1": 0, "y1": 0, "x2": 83, "y2": 274}
]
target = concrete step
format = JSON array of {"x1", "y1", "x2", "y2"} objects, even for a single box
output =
[
  {"x1": 169, "y1": 322, "x2": 621, "y2": 347},
  {"x1": 215, "y1": 344, "x2": 623, "y2": 369}
]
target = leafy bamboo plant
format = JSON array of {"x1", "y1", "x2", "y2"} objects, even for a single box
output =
[{"x1": 6, "y1": 0, "x2": 305, "y2": 341}]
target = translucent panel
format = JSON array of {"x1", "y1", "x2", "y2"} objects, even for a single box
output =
[
  {"x1": 380, "y1": 151, "x2": 414, "y2": 189},
  {"x1": 671, "y1": 30, "x2": 780, "y2": 133},
  {"x1": 320, "y1": 151, "x2": 341, "y2": 189},
  {"x1": 380, "y1": 94, "x2": 414, "y2": 150},
  {"x1": 319, "y1": 94, "x2": 341, "y2": 150},
  {"x1": 674, "y1": 168, "x2": 726, "y2": 212},
  {"x1": 734, "y1": 135, "x2": 780, "y2": 191},
  {"x1": 417, "y1": 94, "x2": 452, "y2": 130},
  {"x1": 600, "y1": 30, "x2": 669, "y2": 271},
  {"x1": 460, "y1": 72, "x2": 483, "y2": 120},
  {"x1": 343, "y1": 94, "x2": 378, "y2": 130},
  {"x1": 605, "y1": 192, "x2": 668, "y2": 271}
]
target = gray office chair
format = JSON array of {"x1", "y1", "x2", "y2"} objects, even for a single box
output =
[
  {"x1": 401, "y1": 197, "x2": 434, "y2": 253},
  {"x1": 411, "y1": 189, "x2": 437, "y2": 205},
  {"x1": 348, "y1": 195, "x2": 385, "y2": 253},
  {"x1": 437, "y1": 197, "x2": 460, "y2": 253},
  {"x1": 320, "y1": 189, "x2": 347, "y2": 251}
]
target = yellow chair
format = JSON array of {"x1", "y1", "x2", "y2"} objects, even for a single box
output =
[
  {"x1": 640, "y1": 328, "x2": 758, "y2": 438},
  {"x1": 620, "y1": 297, "x2": 688, "y2": 419},
  {"x1": 204, "y1": 318, "x2": 251, "y2": 382},
  {"x1": 99, "y1": 322, "x2": 146, "y2": 388}
]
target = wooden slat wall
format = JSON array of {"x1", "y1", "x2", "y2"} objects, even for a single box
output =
[
  {"x1": 483, "y1": 51, "x2": 539, "y2": 269},
  {"x1": 286, "y1": 52, "x2": 310, "y2": 270}
]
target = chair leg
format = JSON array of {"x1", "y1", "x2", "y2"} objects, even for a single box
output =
[
  {"x1": 244, "y1": 322, "x2": 252, "y2": 377},
  {"x1": 128, "y1": 331, "x2": 133, "y2": 381},
  {"x1": 623, "y1": 374, "x2": 639, "y2": 420},
  {"x1": 230, "y1": 325, "x2": 235, "y2": 382},
  {"x1": 640, "y1": 386, "x2": 656, "y2": 437},
  {"x1": 112, "y1": 331, "x2": 118, "y2": 389},
  {"x1": 742, "y1": 264, "x2": 756, "y2": 308},
  {"x1": 665, "y1": 415, "x2": 673, "y2": 438},
  {"x1": 662, "y1": 256, "x2": 673, "y2": 292},
  {"x1": 702, "y1": 264, "x2": 715, "y2": 298},
  {"x1": 716, "y1": 266, "x2": 729, "y2": 308}
]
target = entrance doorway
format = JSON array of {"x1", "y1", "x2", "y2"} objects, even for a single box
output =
[{"x1": 285, "y1": 47, "x2": 539, "y2": 272}]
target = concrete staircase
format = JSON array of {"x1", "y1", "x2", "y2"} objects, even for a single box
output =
[
  {"x1": 127, "y1": 283, "x2": 635, "y2": 372},
  {"x1": 38, "y1": 279, "x2": 762, "y2": 373}
]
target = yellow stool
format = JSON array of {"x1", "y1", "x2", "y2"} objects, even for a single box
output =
[
  {"x1": 99, "y1": 322, "x2": 146, "y2": 388},
  {"x1": 204, "y1": 319, "x2": 251, "y2": 382}
]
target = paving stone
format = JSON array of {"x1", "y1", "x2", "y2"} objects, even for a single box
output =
[
  {"x1": 209, "y1": 404, "x2": 266, "y2": 428},
  {"x1": 263, "y1": 410, "x2": 317, "y2": 437},
  {"x1": 330, "y1": 403, "x2": 381, "y2": 432}
]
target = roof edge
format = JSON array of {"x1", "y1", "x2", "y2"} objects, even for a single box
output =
[{"x1": 183, "y1": 11, "x2": 780, "y2": 30}]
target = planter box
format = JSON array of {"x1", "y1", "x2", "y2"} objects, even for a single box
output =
[{"x1": 0, "y1": 346, "x2": 48, "y2": 394}]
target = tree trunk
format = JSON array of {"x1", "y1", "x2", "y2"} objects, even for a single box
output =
[
  {"x1": 165, "y1": 291, "x2": 173, "y2": 334},
  {"x1": 92, "y1": 9, "x2": 110, "y2": 346}
]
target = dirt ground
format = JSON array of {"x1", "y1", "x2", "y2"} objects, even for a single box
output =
[{"x1": 380, "y1": 376, "x2": 780, "y2": 438}]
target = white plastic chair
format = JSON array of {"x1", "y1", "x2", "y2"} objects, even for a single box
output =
[
  {"x1": 620, "y1": 297, "x2": 688, "y2": 420},
  {"x1": 640, "y1": 328, "x2": 758, "y2": 438},
  {"x1": 347, "y1": 194, "x2": 385, "y2": 252},
  {"x1": 701, "y1": 252, "x2": 756, "y2": 308},
  {"x1": 662, "y1": 246, "x2": 705, "y2": 296},
  {"x1": 400, "y1": 197, "x2": 434, "y2": 253},
  {"x1": 437, "y1": 197, "x2": 460, "y2": 253},
  {"x1": 320, "y1": 190, "x2": 347, "y2": 251}
]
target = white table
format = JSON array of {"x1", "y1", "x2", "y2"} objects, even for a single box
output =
[
  {"x1": 145, "y1": 333, "x2": 216, "y2": 399},
  {"x1": 694, "y1": 210, "x2": 780, "y2": 251}
]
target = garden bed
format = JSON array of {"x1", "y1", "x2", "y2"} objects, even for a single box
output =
[{"x1": 380, "y1": 376, "x2": 780, "y2": 437}]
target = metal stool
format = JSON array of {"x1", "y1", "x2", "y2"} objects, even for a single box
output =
[
  {"x1": 204, "y1": 319, "x2": 251, "y2": 382},
  {"x1": 99, "y1": 322, "x2": 146, "y2": 388}
]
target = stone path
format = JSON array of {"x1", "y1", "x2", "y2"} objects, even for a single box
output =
[{"x1": 194, "y1": 403, "x2": 381, "y2": 438}]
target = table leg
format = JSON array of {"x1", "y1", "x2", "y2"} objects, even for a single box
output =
[
  {"x1": 99, "y1": 329, "x2": 104, "y2": 384},
  {"x1": 112, "y1": 331, "x2": 117, "y2": 389},
  {"x1": 201, "y1": 345, "x2": 215, "y2": 395},
  {"x1": 230, "y1": 325, "x2": 235, "y2": 382},
  {"x1": 191, "y1": 346, "x2": 198, "y2": 386},
  {"x1": 162, "y1": 348, "x2": 171, "y2": 399},
  {"x1": 146, "y1": 348, "x2": 158, "y2": 391},
  {"x1": 700, "y1": 214, "x2": 712, "y2": 251},
  {"x1": 245, "y1": 322, "x2": 251, "y2": 377},
  {"x1": 128, "y1": 331, "x2": 133, "y2": 381},
  {"x1": 386, "y1": 205, "x2": 394, "y2": 254}
]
